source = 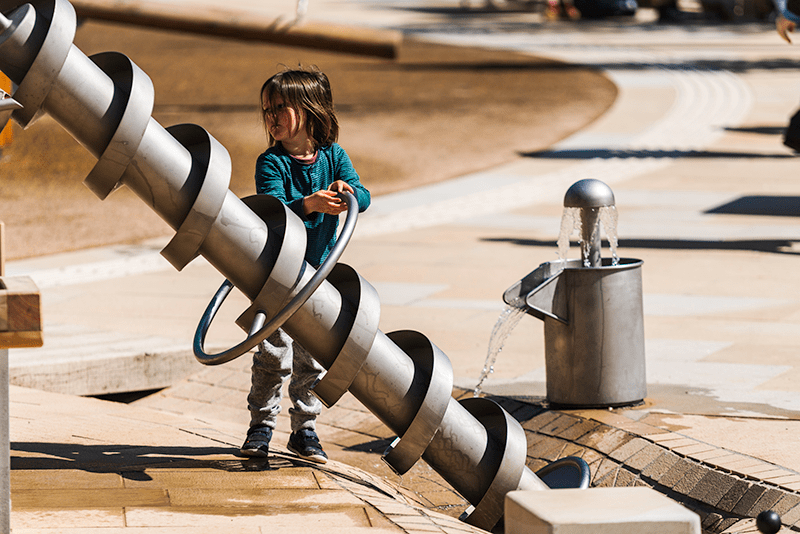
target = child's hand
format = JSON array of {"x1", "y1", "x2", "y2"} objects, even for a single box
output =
[
  {"x1": 303, "y1": 189, "x2": 348, "y2": 216},
  {"x1": 328, "y1": 180, "x2": 355, "y2": 195},
  {"x1": 777, "y1": 14, "x2": 796, "y2": 44}
]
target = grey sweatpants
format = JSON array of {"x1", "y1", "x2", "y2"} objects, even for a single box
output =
[{"x1": 247, "y1": 328, "x2": 325, "y2": 432}]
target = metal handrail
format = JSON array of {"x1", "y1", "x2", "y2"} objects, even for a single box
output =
[{"x1": 193, "y1": 191, "x2": 358, "y2": 365}]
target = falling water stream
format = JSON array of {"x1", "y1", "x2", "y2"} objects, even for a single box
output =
[
  {"x1": 473, "y1": 298, "x2": 527, "y2": 396},
  {"x1": 557, "y1": 207, "x2": 582, "y2": 265},
  {"x1": 473, "y1": 205, "x2": 620, "y2": 396}
]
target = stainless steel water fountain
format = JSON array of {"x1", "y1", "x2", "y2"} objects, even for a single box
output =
[
  {"x1": 0, "y1": 1, "x2": 593, "y2": 529},
  {"x1": 504, "y1": 179, "x2": 646, "y2": 407}
]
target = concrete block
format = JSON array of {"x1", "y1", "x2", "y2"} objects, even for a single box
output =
[{"x1": 505, "y1": 487, "x2": 701, "y2": 534}]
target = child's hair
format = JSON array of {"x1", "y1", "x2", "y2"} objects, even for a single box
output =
[{"x1": 260, "y1": 66, "x2": 339, "y2": 148}]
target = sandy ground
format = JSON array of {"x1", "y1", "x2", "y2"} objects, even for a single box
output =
[{"x1": 0, "y1": 19, "x2": 616, "y2": 260}]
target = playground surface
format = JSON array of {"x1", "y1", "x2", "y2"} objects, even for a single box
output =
[{"x1": 4, "y1": 0, "x2": 800, "y2": 532}]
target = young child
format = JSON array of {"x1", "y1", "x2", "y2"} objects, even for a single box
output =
[{"x1": 241, "y1": 67, "x2": 371, "y2": 463}]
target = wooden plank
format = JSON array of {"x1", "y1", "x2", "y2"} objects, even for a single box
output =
[
  {"x1": 70, "y1": 0, "x2": 400, "y2": 59},
  {"x1": 0, "y1": 277, "x2": 42, "y2": 349},
  {"x1": 0, "y1": 221, "x2": 4, "y2": 277}
]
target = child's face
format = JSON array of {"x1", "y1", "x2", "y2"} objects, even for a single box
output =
[{"x1": 263, "y1": 93, "x2": 306, "y2": 143}]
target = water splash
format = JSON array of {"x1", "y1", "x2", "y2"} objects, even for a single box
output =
[
  {"x1": 473, "y1": 299, "x2": 527, "y2": 397},
  {"x1": 582, "y1": 207, "x2": 600, "y2": 267},
  {"x1": 557, "y1": 205, "x2": 620, "y2": 266},
  {"x1": 599, "y1": 205, "x2": 619, "y2": 265},
  {"x1": 557, "y1": 207, "x2": 581, "y2": 265}
]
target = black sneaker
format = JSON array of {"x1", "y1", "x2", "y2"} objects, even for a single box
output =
[
  {"x1": 287, "y1": 429, "x2": 328, "y2": 464},
  {"x1": 240, "y1": 425, "x2": 272, "y2": 457}
]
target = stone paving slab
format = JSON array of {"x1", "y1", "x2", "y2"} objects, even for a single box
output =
[{"x1": 9, "y1": 384, "x2": 483, "y2": 533}]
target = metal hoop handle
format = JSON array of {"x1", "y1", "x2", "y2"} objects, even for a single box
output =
[{"x1": 193, "y1": 191, "x2": 359, "y2": 365}]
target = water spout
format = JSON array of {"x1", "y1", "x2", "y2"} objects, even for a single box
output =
[{"x1": 562, "y1": 178, "x2": 616, "y2": 268}]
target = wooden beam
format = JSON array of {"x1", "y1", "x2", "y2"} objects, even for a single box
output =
[
  {"x1": 70, "y1": 0, "x2": 400, "y2": 59},
  {"x1": 0, "y1": 276, "x2": 42, "y2": 349}
]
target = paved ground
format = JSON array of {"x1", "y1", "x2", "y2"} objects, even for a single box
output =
[{"x1": 5, "y1": 0, "x2": 800, "y2": 533}]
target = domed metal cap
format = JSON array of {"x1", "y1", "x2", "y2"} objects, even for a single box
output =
[{"x1": 563, "y1": 179, "x2": 615, "y2": 209}]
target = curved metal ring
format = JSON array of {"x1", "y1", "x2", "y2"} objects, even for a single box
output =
[
  {"x1": 535, "y1": 456, "x2": 591, "y2": 489},
  {"x1": 193, "y1": 191, "x2": 359, "y2": 365}
]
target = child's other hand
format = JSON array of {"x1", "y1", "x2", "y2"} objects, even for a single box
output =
[
  {"x1": 777, "y1": 15, "x2": 796, "y2": 43},
  {"x1": 303, "y1": 189, "x2": 348, "y2": 215},
  {"x1": 328, "y1": 180, "x2": 355, "y2": 195}
]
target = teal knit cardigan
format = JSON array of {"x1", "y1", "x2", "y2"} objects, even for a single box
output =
[{"x1": 256, "y1": 143, "x2": 371, "y2": 267}]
